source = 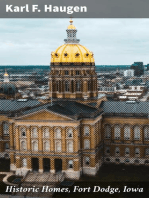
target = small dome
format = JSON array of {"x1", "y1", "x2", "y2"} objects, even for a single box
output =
[
  {"x1": 67, "y1": 19, "x2": 76, "y2": 30},
  {"x1": 0, "y1": 83, "x2": 17, "y2": 95}
]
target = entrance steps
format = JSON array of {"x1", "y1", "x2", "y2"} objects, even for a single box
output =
[{"x1": 12, "y1": 172, "x2": 65, "y2": 198}]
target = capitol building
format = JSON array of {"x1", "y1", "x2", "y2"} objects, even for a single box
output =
[{"x1": 0, "y1": 20, "x2": 149, "y2": 180}]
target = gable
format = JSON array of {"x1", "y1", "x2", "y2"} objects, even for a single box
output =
[{"x1": 17, "y1": 110, "x2": 73, "y2": 121}]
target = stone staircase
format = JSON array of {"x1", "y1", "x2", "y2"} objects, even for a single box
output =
[{"x1": 12, "y1": 172, "x2": 65, "y2": 198}]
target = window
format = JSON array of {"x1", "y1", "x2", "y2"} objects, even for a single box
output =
[
  {"x1": 115, "y1": 158, "x2": 120, "y2": 162},
  {"x1": 55, "y1": 128, "x2": 61, "y2": 139},
  {"x1": 55, "y1": 141, "x2": 61, "y2": 152},
  {"x1": 21, "y1": 141, "x2": 26, "y2": 151},
  {"x1": 85, "y1": 157, "x2": 90, "y2": 165},
  {"x1": 84, "y1": 126, "x2": 90, "y2": 136},
  {"x1": 76, "y1": 81, "x2": 81, "y2": 92},
  {"x1": 65, "y1": 81, "x2": 69, "y2": 92},
  {"x1": 76, "y1": 70, "x2": 80, "y2": 75},
  {"x1": 125, "y1": 147, "x2": 130, "y2": 155},
  {"x1": 115, "y1": 147, "x2": 120, "y2": 154},
  {"x1": 114, "y1": 125, "x2": 121, "y2": 140},
  {"x1": 124, "y1": 126, "x2": 130, "y2": 140},
  {"x1": 20, "y1": 127, "x2": 26, "y2": 137},
  {"x1": 134, "y1": 126, "x2": 140, "y2": 140},
  {"x1": 105, "y1": 147, "x2": 110, "y2": 154},
  {"x1": 145, "y1": 148, "x2": 149, "y2": 155},
  {"x1": 135, "y1": 148, "x2": 140, "y2": 155},
  {"x1": 5, "y1": 143, "x2": 9, "y2": 149},
  {"x1": 106, "y1": 158, "x2": 110, "y2": 162},
  {"x1": 144, "y1": 126, "x2": 149, "y2": 141},
  {"x1": 65, "y1": 71, "x2": 69, "y2": 75},
  {"x1": 134, "y1": 159, "x2": 139, "y2": 164},
  {"x1": 3, "y1": 123, "x2": 9, "y2": 135},
  {"x1": 88, "y1": 81, "x2": 91, "y2": 91},
  {"x1": 56, "y1": 81, "x2": 59, "y2": 92},
  {"x1": 22, "y1": 158, "x2": 27, "y2": 167},
  {"x1": 125, "y1": 159, "x2": 130, "y2": 163},
  {"x1": 68, "y1": 160, "x2": 73, "y2": 168},
  {"x1": 44, "y1": 141, "x2": 50, "y2": 151},
  {"x1": 67, "y1": 141, "x2": 73, "y2": 152},
  {"x1": 84, "y1": 140, "x2": 90, "y2": 149},
  {"x1": 67, "y1": 128, "x2": 73, "y2": 138},
  {"x1": 43, "y1": 128, "x2": 49, "y2": 138},
  {"x1": 105, "y1": 125, "x2": 111, "y2": 139},
  {"x1": 32, "y1": 141, "x2": 38, "y2": 151},
  {"x1": 32, "y1": 127, "x2": 38, "y2": 138}
]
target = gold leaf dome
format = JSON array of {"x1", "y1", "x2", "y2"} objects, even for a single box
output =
[{"x1": 51, "y1": 20, "x2": 95, "y2": 65}]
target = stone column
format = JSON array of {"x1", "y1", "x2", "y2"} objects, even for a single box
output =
[
  {"x1": 27, "y1": 157, "x2": 32, "y2": 170},
  {"x1": 51, "y1": 127, "x2": 54, "y2": 152},
  {"x1": 62, "y1": 158, "x2": 67, "y2": 171},
  {"x1": 74, "y1": 159, "x2": 79, "y2": 171},
  {"x1": 141, "y1": 126, "x2": 144, "y2": 144},
  {"x1": 16, "y1": 156, "x2": 21, "y2": 168},
  {"x1": 39, "y1": 157, "x2": 43, "y2": 173},
  {"x1": 62, "y1": 127, "x2": 66, "y2": 152},
  {"x1": 15, "y1": 126, "x2": 20, "y2": 151},
  {"x1": 74, "y1": 127, "x2": 79, "y2": 152},
  {"x1": 10, "y1": 152, "x2": 16, "y2": 171},
  {"x1": 9, "y1": 123, "x2": 14, "y2": 149},
  {"x1": 50, "y1": 158, "x2": 55, "y2": 173},
  {"x1": 90, "y1": 125, "x2": 95, "y2": 149},
  {"x1": 90, "y1": 156, "x2": 95, "y2": 167},
  {"x1": 38, "y1": 127, "x2": 43, "y2": 152},
  {"x1": 26, "y1": 126, "x2": 31, "y2": 151}
]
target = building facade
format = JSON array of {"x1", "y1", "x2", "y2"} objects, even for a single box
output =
[{"x1": 0, "y1": 20, "x2": 149, "y2": 180}]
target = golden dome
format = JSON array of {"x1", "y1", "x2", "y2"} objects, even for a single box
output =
[
  {"x1": 51, "y1": 20, "x2": 95, "y2": 65},
  {"x1": 51, "y1": 44, "x2": 94, "y2": 63},
  {"x1": 4, "y1": 71, "x2": 9, "y2": 76}
]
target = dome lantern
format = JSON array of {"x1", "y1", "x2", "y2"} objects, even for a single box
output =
[{"x1": 64, "y1": 19, "x2": 80, "y2": 44}]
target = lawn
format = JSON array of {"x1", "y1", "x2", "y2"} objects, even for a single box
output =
[{"x1": 53, "y1": 164, "x2": 149, "y2": 198}]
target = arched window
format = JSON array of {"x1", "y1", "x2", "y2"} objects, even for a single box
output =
[
  {"x1": 76, "y1": 81, "x2": 81, "y2": 92},
  {"x1": 84, "y1": 126, "x2": 90, "y2": 136},
  {"x1": 22, "y1": 158, "x2": 27, "y2": 167},
  {"x1": 124, "y1": 126, "x2": 130, "y2": 140},
  {"x1": 115, "y1": 147, "x2": 120, "y2": 154},
  {"x1": 88, "y1": 81, "x2": 91, "y2": 91},
  {"x1": 32, "y1": 141, "x2": 38, "y2": 151},
  {"x1": 145, "y1": 148, "x2": 149, "y2": 155},
  {"x1": 55, "y1": 128, "x2": 61, "y2": 139},
  {"x1": 134, "y1": 126, "x2": 140, "y2": 140},
  {"x1": 67, "y1": 128, "x2": 73, "y2": 138},
  {"x1": 5, "y1": 143, "x2": 9, "y2": 149},
  {"x1": 125, "y1": 147, "x2": 130, "y2": 155},
  {"x1": 84, "y1": 140, "x2": 90, "y2": 149},
  {"x1": 20, "y1": 127, "x2": 26, "y2": 137},
  {"x1": 114, "y1": 125, "x2": 121, "y2": 140},
  {"x1": 84, "y1": 157, "x2": 90, "y2": 165},
  {"x1": 44, "y1": 141, "x2": 50, "y2": 151},
  {"x1": 32, "y1": 127, "x2": 38, "y2": 138},
  {"x1": 105, "y1": 147, "x2": 110, "y2": 154},
  {"x1": 3, "y1": 123, "x2": 9, "y2": 135},
  {"x1": 65, "y1": 81, "x2": 69, "y2": 92},
  {"x1": 135, "y1": 148, "x2": 140, "y2": 155},
  {"x1": 67, "y1": 141, "x2": 73, "y2": 152},
  {"x1": 105, "y1": 125, "x2": 111, "y2": 139},
  {"x1": 21, "y1": 141, "x2": 26, "y2": 150},
  {"x1": 43, "y1": 128, "x2": 49, "y2": 138},
  {"x1": 144, "y1": 126, "x2": 149, "y2": 141},
  {"x1": 55, "y1": 142, "x2": 61, "y2": 152},
  {"x1": 68, "y1": 160, "x2": 73, "y2": 168}
]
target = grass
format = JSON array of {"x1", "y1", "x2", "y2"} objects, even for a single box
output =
[{"x1": 7, "y1": 175, "x2": 23, "y2": 183}]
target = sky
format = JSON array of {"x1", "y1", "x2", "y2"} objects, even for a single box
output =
[{"x1": 0, "y1": 18, "x2": 149, "y2": 65}]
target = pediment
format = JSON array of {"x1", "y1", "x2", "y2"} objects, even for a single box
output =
[{"x1": 17, "y1": 109, "x2": 73, "y2": 121}]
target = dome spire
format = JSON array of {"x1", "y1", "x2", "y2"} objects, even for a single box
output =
[
  {"x1": 4, "y1": 69, "x2": 9, "y2": 83},
  {"x1": 64, "y1": 19, "x2": 80, "y2": 44}
]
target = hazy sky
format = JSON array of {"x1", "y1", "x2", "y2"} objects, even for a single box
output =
[{"x1": 1, "y1": 18, "x2": 149, "y2": 65}]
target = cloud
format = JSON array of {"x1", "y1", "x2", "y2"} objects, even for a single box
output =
[{"x1": 0, "y1": 19, "x2": 149, "y2": 65}]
